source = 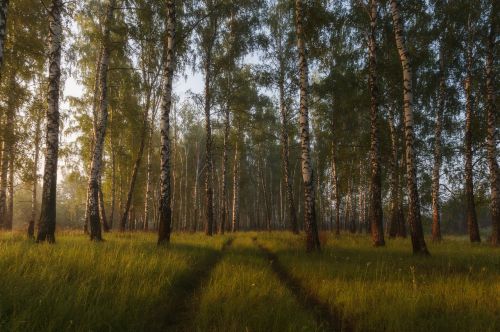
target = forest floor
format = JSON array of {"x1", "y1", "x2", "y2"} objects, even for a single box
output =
[{"x1": 0, "y1": 231, "x2": 498, "y2": 332}]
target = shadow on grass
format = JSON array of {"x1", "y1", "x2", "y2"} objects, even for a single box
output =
[
  {"x1": 149, "y1": 238, "x2": 234, "y2": 331},
  {"x1": 0, "y1": 236, "x2": 232, "y2": 332},
  {"x1": 254, "y1": 237, "x2": 352, "y2": 332}
]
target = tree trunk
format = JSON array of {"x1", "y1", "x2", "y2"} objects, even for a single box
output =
[
  {"x1": 99, "y1": 180, "x2": 109, "y2": 232},
  {"x1": 486, "y1": 1, "x2": 499, "y2": 246},
  {"x1": 0, "y1": 72, "x2": 14, "y2": 229},
  {"x1": 157, "y1": 0, "x2": 176, "y2": 245},
  {"x1": 37, "y1": 0, "x2": 63, "y2": 243},
  {"x1": 390, "y1": 0, "x2": 429, "y2": 255},
  {"x1": 387, "y1": 106, "x2": 399, "y2": 238},
  {"x1": 119, "y1": 95, "x2": 150, "y2": 231},
  {"x1": 6, "y1": 156, "x2": 13, "y2": 229},
  {"x1": 109, "y1": 133, "x2": 116, "y2": 229},
  {"x1": 0, "y1": 0, "x2": 9, "y2": 78},
  {"x1": 171, "y1": 105, "x2": 178, "y2": 230},
  {"x1": 295, "y1": 0, "x2": 320, "y2": 251},
  {"x1": 192, "y1": 147, "x2": 200, "y2": 233},
  {"x1": 397, "y1": 142, "x2": 407, "y2": 238},
  {"x1": 331, "y1": 144, "x2": 340, "y2": 235},
  {"x1": 203, "y1": 17, "x2": 217, "y2": 236},
  {"x1": 220, "y1": 108, "x2": 230, "y2": 234},
  {"x1": 84, "y1": 46, "x2": 103, "y2": 234},
  {"x1": 431, "y1": 44, "x2": 445, "y2": 242},
  {"x1": 184, "y1": 147, "x2": 188, "y2": 230},
  {"x1": 368, "y1": 0, "x2": 385, "y2": 246},
  {"x1": 144, "y1": 107, "x2": 154, "y2": 231},
  {"x1": 85, "y1": 0, "x2": 115, "y2": 242},
  {"x1": 28, "y1": 112, "x2": 42, "y2": 238},
  {"x1": 280, "y1": 78, "x2": 299, "y2": 235},
  {"x1": 349, "y1": 178, "x2": 356, "y2": 233},
  {"x1": 464, "y1": 17, "x2": 481, "y2": 243},
  {"x1": 231, "y1": 141, "x2": 240, "y2": 232},
  {"x1": 258, "y1": 157, "x2": 272, "y2": 231}
]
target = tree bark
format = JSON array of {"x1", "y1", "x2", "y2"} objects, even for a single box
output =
[
  {"x1": 84, "y1": 46, "x2": 103, "y2": 234},
  {"x1": 231, "y1": 141, "x2": 240, "y2": 232},
  {"x1": 277, "y1": 31, "x2": 299, "y2": 234},
  {"x1": 191, "y1": 144, "x2": 201, "y2": 233},
  {"x1": 99, "y1": 179, "x2": 109, "y2": 232},
  {"x1": 486, "y1": 1, "x2": 499, "y2": 246},
  {"x1": 464, "y1": 17, "x2": 481, "y2": 243},
  {"x1": 37, "y1": 0, "x2": 63, "y2": 243},
  {"x1": 28, "y1": 111, "x2": 42, "y2": 238},
  {"x1": 143, "y1": 106, "x2": 154, "y2": 231},
  {"x1": 0, "y1": 72, "x2": 14, "y2": 229},
  {"x1": 85, "y1": 0, "x2": 115, "y2": 242},
  {"x1": 295, "y1": 0, "x2": 320, "y2": 251},
  {"x1": 331, "y1": 144, "x2": 340, "y2": 235},
  {"x1": 157, "y1": 0, "x2": 176, "y2": 245},
  {"x1": 6, "y1": 155, "x2": 13, "y2": 229},
  {"x1": 431, "y1": 44, "x2": 445, "y2": 242},
  {"x1": 368, "y1": 0, "x2": 385, "y2": 246},
  {"x1": 390, "y1": 0, "x2": 429, "y2": 255},
  {"x1": 109, "y1": 132, "x2": 116, "y2": 229},
  {"x1": 203, "y1": 15, "x2": 217, "y2": 236},
  {"x1": 219, "y1": 107, "x2": 230, "y2": 234},
  {"x1": 258, "y1": 157, "x2": 272, "y2": 231},
  {"x1": 119, "y1": 94, "x2": 150, "y2": 231},
  {"x1": 397, "y1": 139, "x2": 407, "y2": 238},
  {"x1": 387, "y1": 106, "x2": 399, "y2": 238}
]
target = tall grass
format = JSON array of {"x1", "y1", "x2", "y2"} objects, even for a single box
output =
[
  {"x1": 1, "y1": 231, "x2": 498, "y2": 331},
  {"x1": 258, "y1": 232, "x2": 500, "y2": 332},
  {"x1": 190, "y1": 234, "x2": 323, "y2": 332},
  {"x1": 0, "y1": 232, "x2": 226, "y2": 331}
]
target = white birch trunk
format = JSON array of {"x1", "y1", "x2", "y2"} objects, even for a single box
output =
[{"x1": 36, "y1": 0, "x2": 63, "y2": 243}]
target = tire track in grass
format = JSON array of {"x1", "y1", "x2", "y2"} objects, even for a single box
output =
[
  {"x1": 160, "y1": 237, "x2": 234, "y2": 331},
  {"x1": 253, "y1": 237, "x2": 353, "y2": 332}
]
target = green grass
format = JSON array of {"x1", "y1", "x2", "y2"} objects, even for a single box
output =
[
  {"x1": 258, "y1": 232, "x2": 500, "y2": 332},
  {"x1": 0, "y1": 232, "x2": 227, "y2": 331},
  {"x1": 0, "y1": 231, "x2": 498, "y2": 332},
  {"x1": 189, "y1": 233, "x2": 323, "y2": 332}
]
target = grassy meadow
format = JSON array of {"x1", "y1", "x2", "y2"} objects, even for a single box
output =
[{"x1": 0, "y1": 231, "x2": 498, "y2": 331}]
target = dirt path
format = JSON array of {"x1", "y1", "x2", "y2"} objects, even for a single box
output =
[
  {"x1": 160, "y1": 238, "x2": 234, "y2": 331},
  {"x1": 253, "y1": 237, "x2": 353, "y2": 332}
]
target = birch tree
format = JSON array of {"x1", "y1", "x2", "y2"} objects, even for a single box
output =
[
  {"x1": 485, "y1": 1, "x2": 498, "y2": 246},
  {"x1": 367, "y1": 0, "x2": 384, "y2": 246},
  {"x1": 85, "y1": 0, "x2": 115, "y2": 241},
  {"x1": 464, "y1": 15, "x2": 480, "y2": 243},
  {"x1": 295, "y1": 0, "x2": 320, "y2": 251},
  {"x1": 268, "y1": 0, "x2": 299, "y2": 234},
  {"x1": 200, "y1": 2, "x2": 218, "y2": 236},
  {"x1": 431, "y1": 42, "x2": 445, "y2": 242},
  {"x1": 28, "y1": 97, "x2": 42, "y2": 238},
  {"x1": 36, "y1": 0, "x2": 63, "y2": 243},
  {"x1": 390, "y1": 0, "x2": 429, "y2": 255},
  {"x1": 157, "y1": 0, "x2": 176, "y2": 244}
]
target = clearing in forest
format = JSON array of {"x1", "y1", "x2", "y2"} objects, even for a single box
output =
[{"x1": 0, "y1": 232, "x2": 498, "y2": 332}]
